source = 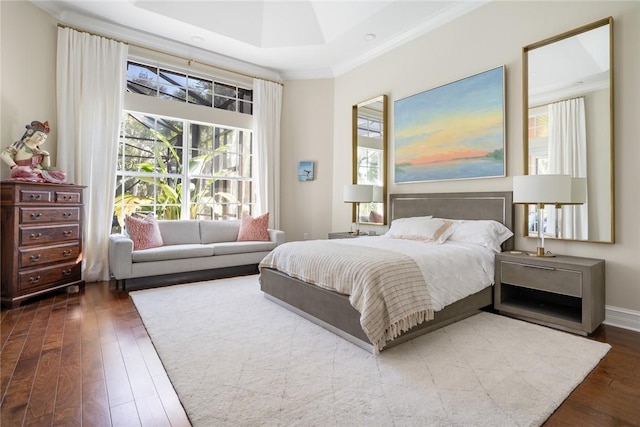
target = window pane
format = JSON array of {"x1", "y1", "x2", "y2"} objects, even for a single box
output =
[
  {"x1": 127, "y1": 62, "x2": 158, "y2": 96},
  {"x1": 158, "y1": 69, "x2": 187, "y2": 87},
  {"x1": 238, "y1": 87, "x2": 252, "y2": 101},
  {"x1": 188, "y1": 76, "x2": 213, "y2": 107},
  {"x1": 238, "y1": 101, "x2": 252, "y2": 115},
  {"x1": 214, "y1": 96, "x2": 236, "y2": 111},
  {"x1": 214, "y1": 82, "x2": 236, "y2": 97},
  {"x1": 158, "y1": 85, "x2": 187, "y2": 102}
]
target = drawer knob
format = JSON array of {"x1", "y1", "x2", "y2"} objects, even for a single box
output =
[
  {"x1": 29, "y1": 254, "x2": 41, "y2": 261},
  {"x1": 62, "y1": 212, "x2": 72, "y2": 218},
  {"x1": 63, "y1": 230, "x2": 73, "y2": 236},
  {"x1": 62, "y1": 250, "x2": 72, "y2": 256},
  {"x1": 28, "y1": 275, "x2": 41, "y2": 283},
  {"x1": 29, "y1": 194, "x2": 42, "y2": 200},
  {"x1": 62, "y1": 269, "x2": 72, "y2": 276},
  {"x1": 30, "y1": 233, "x2": 42, "y2": 240},
  {"x1": 30, "y1": 212, "x2": 42, "y2": 219}
]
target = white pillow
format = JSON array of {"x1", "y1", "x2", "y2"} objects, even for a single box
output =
[
  {"x1": 447, "y1": 219, "x2": 513, "y2": 253},
  {"x1": 385, "y1": 216, "x2": 456, "y2": 244}
]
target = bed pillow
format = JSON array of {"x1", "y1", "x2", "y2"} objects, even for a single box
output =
[
  {"x1": 447, "y1": 219, "x2": 513, "y2": 253},
  {"x1": 385, "y1": 216, "x2": 455, "y2": 244},
  {"x1": 237, "y1": 212, "x2": 270, "y2": 241},
  {"x1": 124, "y1": 213, "x2": 164, "y2": 250}
]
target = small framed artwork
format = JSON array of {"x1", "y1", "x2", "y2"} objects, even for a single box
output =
[{"x1": 298, "y1": 161, "x2": 314, "y2": 181}]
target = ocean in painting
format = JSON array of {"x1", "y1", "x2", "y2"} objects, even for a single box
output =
[{"x1": 395, "y1": 157, "x2": 504, "y2": 183}]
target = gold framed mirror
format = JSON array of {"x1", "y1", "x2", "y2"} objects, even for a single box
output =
[
  {"x1": 352, "y1": 95, "x2": 388, "y2": 225},
  {"x1": 522, "y1": 17, "x2": 614, "y2": 243}
]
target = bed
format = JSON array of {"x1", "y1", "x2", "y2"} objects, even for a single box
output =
[{"x1": 259, "y1": 191, "x2": 513, "y2": 353}]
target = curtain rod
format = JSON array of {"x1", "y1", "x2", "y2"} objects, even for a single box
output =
[{"x1": 56, "y1": 23, "x2": 283, "y2": 86}]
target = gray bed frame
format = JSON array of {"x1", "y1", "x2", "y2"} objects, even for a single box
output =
[{"x1": 260, "y1": 191, "x2": 514, "y2": 352}]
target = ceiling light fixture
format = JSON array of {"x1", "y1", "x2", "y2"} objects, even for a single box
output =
[{"x1": 191, "y1": 36, "x2": 204, "y2": 43}]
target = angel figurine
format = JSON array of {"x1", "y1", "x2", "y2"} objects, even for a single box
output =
[{"x1": 1, "y1": 120, "x2": 66, "y2": 183}]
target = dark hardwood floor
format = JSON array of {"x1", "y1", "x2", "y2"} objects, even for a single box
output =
[{"x1": 1, "y1": 281, "x2": 639, "y2": 426}]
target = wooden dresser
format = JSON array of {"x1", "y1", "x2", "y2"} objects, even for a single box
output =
[{"x1": 1, "y1": 181, "x2": 85, "y2": 308}]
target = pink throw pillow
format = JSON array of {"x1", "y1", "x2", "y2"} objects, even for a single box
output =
[
  {"x1": 237, "y1": 212, "x2": 270, "y2": 241},
  {"x1": 124, "y1": 214, "x2": 164, "y2": 250}
]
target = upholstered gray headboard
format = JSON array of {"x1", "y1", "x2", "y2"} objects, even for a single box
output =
[{"x1": 389, "y1": 191, "x2": 514, "y2": 251}]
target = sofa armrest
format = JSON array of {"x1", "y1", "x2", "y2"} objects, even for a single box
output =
[
  {"x1": 108, "y1": 233, "x2": 134, "y2": 279},
  {"x1": 268, "y1": 229, "x2": 286, "y2": 246}
]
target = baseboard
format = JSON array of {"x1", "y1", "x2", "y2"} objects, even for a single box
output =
[{"x1": 604, "y1": 305, "x2": 640, "y2": 333}]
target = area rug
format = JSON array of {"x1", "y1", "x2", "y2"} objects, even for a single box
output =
[{"x1": 130, "y1": 275, "x2": 610, "y2": 427}]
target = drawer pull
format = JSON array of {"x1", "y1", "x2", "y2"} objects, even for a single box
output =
[
  {"x1": 30, "y1": 233, "x2": 42, "y2": 240},
  {"x1": 29, "y1": 194, "x2": 42, "y2": 200},
  {"x1": 28, "y1": 275, "x2": 41, "y2": 283},
  {"x1": 62, "y1": 212, "x2": 72, "y2": 218},
  {"x1": 62, "y1": 269, "x2": 72, "y2": 276},
  {"x1": 62, "y1": 250, "x2": 72, "y2": 256},
  {"x1": 62, "y1": 195, "x2": 73, "y2": 201},
  {"x1": 523, "y1": 264, "x2": 556, "y2": 271},
  {"x1": 29, "y1": 254, "x2": 41, "y2": 261},
  {"x1": 62, "y1": 230, "x2": 73, "y2": 236},
  {"x1": 30, "y1": 212, "x2": 42, "y2": 219}
]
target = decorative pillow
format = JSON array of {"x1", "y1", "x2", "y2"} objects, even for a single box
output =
[
  {"x1": 237, "y1": 212, "x2": 270, "y2": 241},
  {"x1": 385, "y1": 216, "x2": 455, "y2": 244},
  {"x1": 124, "y1": 214, "x2": 164, "y2": 251},
  {"x1": 447, "y1": 219, "x2": 514, "y2": 253}
]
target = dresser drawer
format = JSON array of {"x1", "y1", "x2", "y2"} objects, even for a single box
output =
[
  {"x1": 20, "y1": 207, "x2": 80, "y2": 224},
  {"x1": 19, "y1": 242, "x2": 81, "y2": 268},
  {"x1": 19, "y1": 188, "x2": 52, "y2": 203},
  {"x1": 55, "y1": 190, "x2": 82, "y2": 204},
  {"x1": 18, "y1": 261, "x2": 82, "y2": 293},
  {"x1": 20, "y1": 224, "x2": 80, "y2": 246},
  {"x1": 500, "y1": 261, "x2": 582, "y2": 297}
]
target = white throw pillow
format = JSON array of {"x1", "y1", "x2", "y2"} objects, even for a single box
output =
[
  {"x1": 447, "y1": 219, "x2": 513, "y2": 253},
  {"x1": 385, "y1": 216, "x2": 455, "y2": 244}
]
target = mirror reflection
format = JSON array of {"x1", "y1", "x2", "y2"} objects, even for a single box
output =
[
  {"x1": 353, "y1": 95, "x2": 388, "y2": 225},
  {"x1": 524, "y1": 17, "x2": 613, "y2": 242}
]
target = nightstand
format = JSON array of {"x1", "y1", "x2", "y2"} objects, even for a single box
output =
[
  {"x1": 328, "y1": 232, "x2": 364, "y2": 239},
  {"x1": 494, "y1": 252, "x2": 605, "y2": 335}
]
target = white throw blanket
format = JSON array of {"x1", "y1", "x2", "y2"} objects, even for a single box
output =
[{"x1": 259, "y1": 240, "x2": 434, "y2": 352}]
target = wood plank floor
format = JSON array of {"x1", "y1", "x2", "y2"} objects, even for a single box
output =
[{"x1": 1, "y1": 281, "x2": 639, "y2": 426}]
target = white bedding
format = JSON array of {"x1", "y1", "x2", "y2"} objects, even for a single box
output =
[{"x1": 333, "y1": 236, "x2": 496, "y2": 311}]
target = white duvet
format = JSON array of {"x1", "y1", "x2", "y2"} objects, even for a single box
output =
[{"x1": 332, "y1": 235, "x2": 496, "y2": 311}]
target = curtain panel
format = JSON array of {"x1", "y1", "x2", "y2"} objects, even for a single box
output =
[
  {"x1": 253, "y1": 79, "x2": 283, "y2": 229},
  {"x1": 56, "y1": 27, "x2": 128, "y2": 282}
]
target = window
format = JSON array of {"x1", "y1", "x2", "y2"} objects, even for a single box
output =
[
  {"x1": 126, "y1": 61, "x2": 253, "y2": 114},
  {"x1": 114, "y1": 60, "x2": 254, "y2": 229}
]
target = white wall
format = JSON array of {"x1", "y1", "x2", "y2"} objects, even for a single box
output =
[
  {"x1": 1, "y1": 0, "x2": 58, "y2": 179},
  {"x1": 325, "y1": 1, "x2": 640, "y2": 313}
]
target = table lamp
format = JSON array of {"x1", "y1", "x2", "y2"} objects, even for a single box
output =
[{"x1": 343, "y1": 184, "x2": 374, "y2": 236}]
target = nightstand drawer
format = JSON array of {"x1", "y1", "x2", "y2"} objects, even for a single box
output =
[{"x1": 501, "y1": 261, "x2": 582, "y2": 298}]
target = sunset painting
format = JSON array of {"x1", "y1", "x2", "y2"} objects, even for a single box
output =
[{"x1": 394, "y1": 66, "x2": 505, "y2": 183}]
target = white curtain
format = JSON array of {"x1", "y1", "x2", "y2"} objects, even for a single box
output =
[
  {"x1": 547, "y1": 97, "x2": 588, "y2": 239},
  {"x1": 252, "y1": 79, "x2": 282, "y2": 229},
  {"x1": 56, "y1": 27, "x2": 128, "y2": 282}
]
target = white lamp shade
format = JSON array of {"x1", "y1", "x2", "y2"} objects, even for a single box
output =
[
  {"x1": 571, "y1": 177, "x2": 587, "y2": 204},
  {"x1": 343, "y1": 184, "x2": 373, "y2": 203},
  {"x1": 513, "y1": 175, "x2": 573, "y2": 204}
]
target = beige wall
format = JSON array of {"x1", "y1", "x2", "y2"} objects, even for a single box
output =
[
  {"x1": 280, "y1": 78, "x2": 335, "y2": 241},
  {"x1": 1, "y1": 0, "x2": 58, "y2": 179},
  {"x1": 325, "y1": 1, "x2": 639, "y2": 312}
]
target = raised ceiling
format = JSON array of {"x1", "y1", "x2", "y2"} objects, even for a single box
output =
[{"x1": 31, "y1": 0, "x2": 488, "y2": 80}]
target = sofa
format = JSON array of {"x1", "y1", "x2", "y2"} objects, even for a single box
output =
[{"x1": 108, "y1": 219, "x2": 285, "y2": 290}]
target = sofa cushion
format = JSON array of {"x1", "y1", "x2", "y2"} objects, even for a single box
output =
[
  {"x1": 132, "y1": 244, "x2": 214, "y2": 263},
  {"x1": 211, "y1": 241, "x2": 277, "y2": 255},
  {"x1": 237, "y1": 212, "x2": 270, "y2": 241},
  {"x1": 158, "y1": 220, "x2": 201, "y2": 245},
  {"x1": 124, "y1": 214, "x2": 164, "y2": 250},
  {"x1": 200, "y1": 220, "x2": 241, "y2": 244}
]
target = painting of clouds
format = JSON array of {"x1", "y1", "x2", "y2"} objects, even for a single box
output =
[{"x1": 394, "y1": 66, "x2": 505, "y2": 183}]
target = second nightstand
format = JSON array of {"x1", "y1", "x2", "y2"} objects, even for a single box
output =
[
  {"x1": 328, "y1": 232, "x2": 364, "y2": 239},
  {"x1": 494, "y1": 252, "x2": 605, "y2": 335}
]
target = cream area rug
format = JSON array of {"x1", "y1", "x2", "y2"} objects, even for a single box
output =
[{"x1": 130, "y1": 275, "x2": 610, "y2": 427}]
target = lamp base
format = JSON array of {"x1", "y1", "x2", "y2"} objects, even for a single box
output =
[{"x1": 527, "y1": 247, "x2": 556, "y2": 257}]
